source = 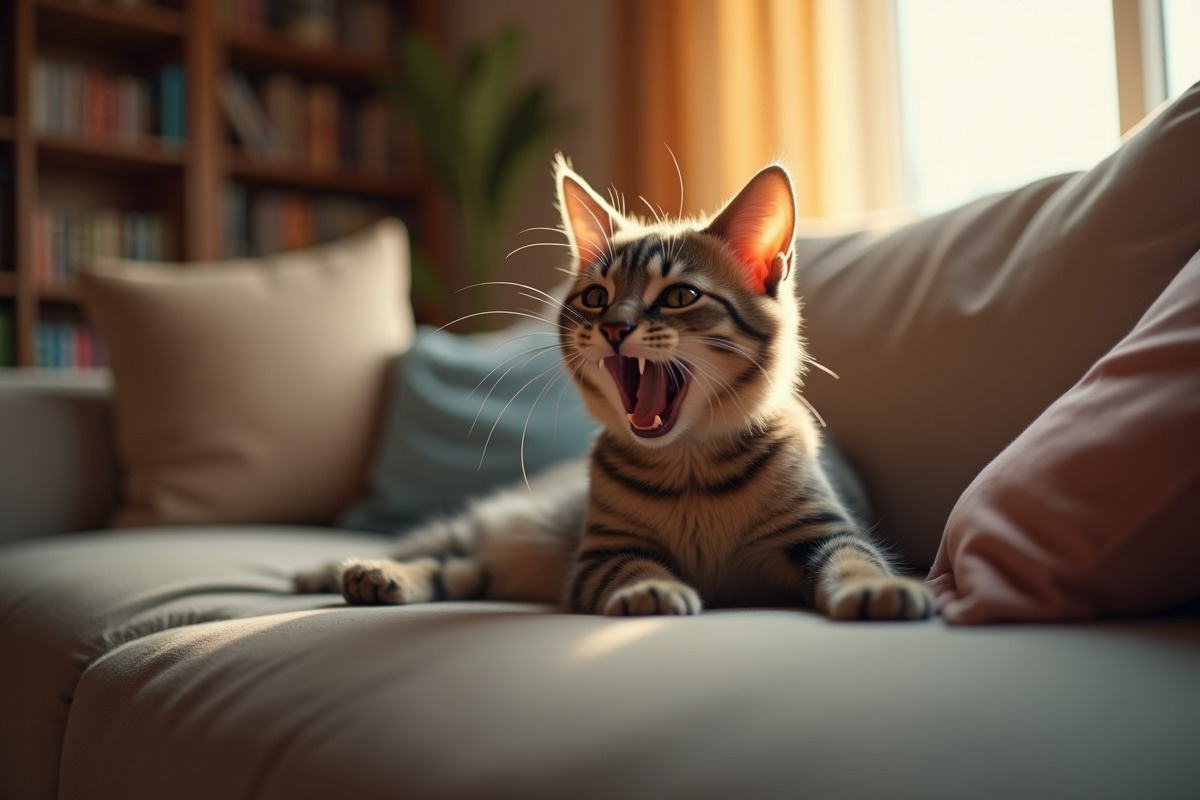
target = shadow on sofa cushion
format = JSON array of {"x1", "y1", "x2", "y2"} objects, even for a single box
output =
[
  {"x1": 794, "y1": 81, "x2": 1200, "y2": 569},
  {"x1": 339, "y1": 319, "x2": 597, "y2": 533},
  {"x1": 928, "y1": 247, "x2": 1200, "y2": 623},
  {"x1": 78, "y1": 219, "x2": 414, "y2": 528}
]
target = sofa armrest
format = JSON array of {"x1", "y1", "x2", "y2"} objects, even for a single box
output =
[{"x1": 0, "y1": 369, "x2": 120, "y2": 539}]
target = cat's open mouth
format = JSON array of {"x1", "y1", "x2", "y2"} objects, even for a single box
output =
[{"x1": 603, "y1": 356, "x2": 690, "y2": 438}]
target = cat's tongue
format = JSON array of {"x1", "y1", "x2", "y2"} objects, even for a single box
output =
[{"x1": 631, "y1": 361, "x2": 669, "y2": 430}]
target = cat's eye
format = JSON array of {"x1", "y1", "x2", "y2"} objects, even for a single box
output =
[
  {"x1": 661, "y1": 285, "x2": 701, "y2": 309},
  {"x1": 580, "y1": 285, "x2": 609, "y2": 308}
]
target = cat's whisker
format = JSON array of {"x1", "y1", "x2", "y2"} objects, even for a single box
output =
[
  {"x1": 797, "y1": 393, "x2": 828, "y2": 428},
  {"x1": 517, "y1": 225, "x2": 568, "y2": 239},
  {"x1": 468, "y1": 343, "x2": 563, "y2": 436},
  {"x1": 456, "y1": 280, "x2": 570, "y2": 317},
  {"x1": 639, "y1": 196, "x2": 663, "y2": 225},
  {"x1": 516, "y1": 365, "x2": 581, "y2": 489},
  {"x1": 521, "y1": 293, "x2": 580, "y2": 326},
  {"x1": 675, "y1": 355, "x2": 754, "y2": 425},
  {"x1": 685, "y1": 335, "x2": 771, "y2": 382},
  {"x1": 576, "y1": 200, "x2": 617, "y2": 265},
  {"x1": 429, "y1": 310, "x2": 562, "y2": 336},
  {"x1": 480, "y1": 359, "x2": 573, "y2": 476},
  {"x1": 675, "y1": 358, "x2": 746, "y2": 431},
  {"x1": 804, "y1": 357, "x2": 840, "y2": 380},
  {"x1": 470, "y1": 345, "x2": 565, "y2": 455},
  {"x1": 506, "y1": 241, "x2": 575, "y2": 260},
  {"x1": 665, "y1": 142, "x2": 685, "y2": 223}
]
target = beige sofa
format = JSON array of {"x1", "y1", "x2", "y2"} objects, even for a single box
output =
[{"x1": 2, "y1": 84, "x2": 1199, "y2": 800}]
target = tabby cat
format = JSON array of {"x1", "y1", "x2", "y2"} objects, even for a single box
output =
[{"x1": 295, "y1": 157, "x2": 934, "y2": 620}]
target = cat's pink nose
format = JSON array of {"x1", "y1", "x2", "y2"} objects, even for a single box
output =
[{"x1": 600, "y1": 322, "x2": 634, "y2": 345}]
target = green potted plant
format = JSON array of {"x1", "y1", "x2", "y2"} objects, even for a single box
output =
[{"x1": 384, "y1": 27, "x2": 573, "y2": 320}]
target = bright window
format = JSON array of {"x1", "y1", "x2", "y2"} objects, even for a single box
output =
[
  {"x1": 895, "y1": 0, "x2": 1123, "y2": 214},
  {"x1": 1164, "y1": 0, "x2": 1200, "y2": 99}
]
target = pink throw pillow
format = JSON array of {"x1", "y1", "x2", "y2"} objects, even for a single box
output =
[{"x1": 927, "y1": 249, "x2": 1200, "y2": 623}]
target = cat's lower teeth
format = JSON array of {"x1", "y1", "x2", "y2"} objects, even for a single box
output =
[{"x1": 627, "y1": 413, "x2": 663, "y2": 431}]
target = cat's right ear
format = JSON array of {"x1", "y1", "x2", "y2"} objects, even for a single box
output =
[{"x1": 555, "y1": 154, "x2": 622, "y2": 272}]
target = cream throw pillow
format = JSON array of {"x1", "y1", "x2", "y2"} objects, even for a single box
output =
[{"x1": 79, "y1": 219, "x2": 414, "y2": 528}]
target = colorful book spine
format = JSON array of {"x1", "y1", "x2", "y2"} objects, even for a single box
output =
[
  {"x1": 33, "y1": 206, "x2": 170, "y2": 286},
  {"x1": 35, "y1": 321, "x2": 106, "y2": 370},
  {"x1": 229, "y1": 184, "x2": 381, "y2": 257},
  {"x1": 158, "y1": 63, "x2": 187, "y2": 146},
  {"x1": 230, "y1": 72, "x2": 410, "y2": 176},
  {"x1": 30, "y1": 57, "x2": 153, "y2": 142}
]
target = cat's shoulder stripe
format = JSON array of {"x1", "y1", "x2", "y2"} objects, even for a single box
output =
[{"x1": 592, "y1": 448, "x2": 684, "y2": 499}]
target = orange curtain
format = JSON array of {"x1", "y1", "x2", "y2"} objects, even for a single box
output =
[{"x1": 612, "y1": 0, "x2": 904, "y2": 220}]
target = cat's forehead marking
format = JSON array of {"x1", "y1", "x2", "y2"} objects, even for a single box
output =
[{"x1": 610, "y1": 234, "x2": 676, "y2": 281}]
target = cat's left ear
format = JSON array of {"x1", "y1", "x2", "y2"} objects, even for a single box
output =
[
  {"x1": 705, "y1": 165, "x2": 796, "y2": 295},
  {"x1": 555, "y1": 153, "x2": 624, "y2": 273}
]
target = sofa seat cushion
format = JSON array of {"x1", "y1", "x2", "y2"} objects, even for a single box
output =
[
  {"x1": 3, "y1": 531, "x2": 1200, "y2": 800},
  {"x1": 0, "y1": 527, "x2": 391, "y2": 800},
  {"x1": 59, "y1": 603, "x2": 1200, "y2": 800}
]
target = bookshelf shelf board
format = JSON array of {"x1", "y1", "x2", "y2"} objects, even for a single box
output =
[
  {"x1": 35, "y1": 283, "x2": 80, "y2": 304},
  {"x1": 229, "y1": 152, "x2": 417, "y2": 198},
  {"x1": 0, "y1": 272, "x2": 15, "y2": 298},
  {"x1": 224, "y1": 32, "x2": 395, "y2": 84},
  {"x1": 37, "y1": 135, "x2": 186, "y2": 172},
  {"x1": 36, "y1": 0, "x2": 184, "y2": 46},
  {"x1": 0, "y1": 117, "x2": 14, "y2": 141}
]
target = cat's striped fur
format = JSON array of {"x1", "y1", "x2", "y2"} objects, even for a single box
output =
[{"x1": 295, "y1": 158, "x2": 934, "y2": 620}]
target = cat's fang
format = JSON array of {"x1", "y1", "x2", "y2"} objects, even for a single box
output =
[
  {"x1": 638, "y1": 358, "x2": 646, "y2": 375},
  {"x1": 627, "y1": 413, "x2": 664, "y2": 431}
]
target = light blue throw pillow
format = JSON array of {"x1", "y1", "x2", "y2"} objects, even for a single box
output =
[{"x1": 338, "y1": 320, "x2": 596, "y2": 533}]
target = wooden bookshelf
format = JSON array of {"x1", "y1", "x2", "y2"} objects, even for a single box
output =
[
  {"x1": 0, "y1": 0, "x2": 446, "y2": 368},
  {"x1": 35, "y1": 0, "x2": 184, "y2": 43}
]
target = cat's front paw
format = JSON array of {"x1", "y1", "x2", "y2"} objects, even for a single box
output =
[
  {"x1": 827, "y1": 576, "x2": 935, "y2": 621},
  {"x1": 340, "y1": 558, "x2": 413, "y2": 605},
  {"x1": 604, "y1": 579, "x2": 701, "y2": 616}
]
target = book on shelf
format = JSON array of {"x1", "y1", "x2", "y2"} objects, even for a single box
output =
[
  {"x1": 31, "y1": 58, "x2": 164, "y2": 144},
  {"x1": 34, "y1": 206, "x2": 170, "y2": 287},
  {"x1": 221, "y1": 0, "x2": 394, "y2": 58},
  {"x1": 219, "y1": 71, "x2": 275, "y2": 157},
  {"x1": 220, "y1": 71, "x2": 412, "y2": 176},
  {"x1": 35, "y1": 321, "x2": 106, "y2": 370},
  {"x1": 224, "y1": 183, "x2": 382, "y2": 257},
  {"x1": 158, "y1": 63, "x2": 187, "y2": 147}
]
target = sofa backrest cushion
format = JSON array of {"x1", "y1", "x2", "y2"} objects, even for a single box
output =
[
  {"x1": 339, "y1": 318, "x2": 597, "y2": 533},
  {"x1": 79, "y1": 219, "x2": 413, "y2": 528},
  {"x1": 794, "y1": 81, "x2": 1200, "y2": 569}
]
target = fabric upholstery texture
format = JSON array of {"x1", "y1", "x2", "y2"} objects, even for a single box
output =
[
  {"x1": 794, "y1": 81, "x2": 1200, "y2": 569},
  {"x1": 1, "y1": 529, "x2": 1198, "y2": 800},
  {"x1": 927, "y1": 248, "x2": 1200, "y2": 623},
  {"x1": 0, "y1": 370, "x2": 117, "y2": 539},
  {"x1": 339, "y1": 320, "x2": 596, "y2": 533},
  {"x1": 78, "y1": 219, "x2": 413, "y2": 528}
]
